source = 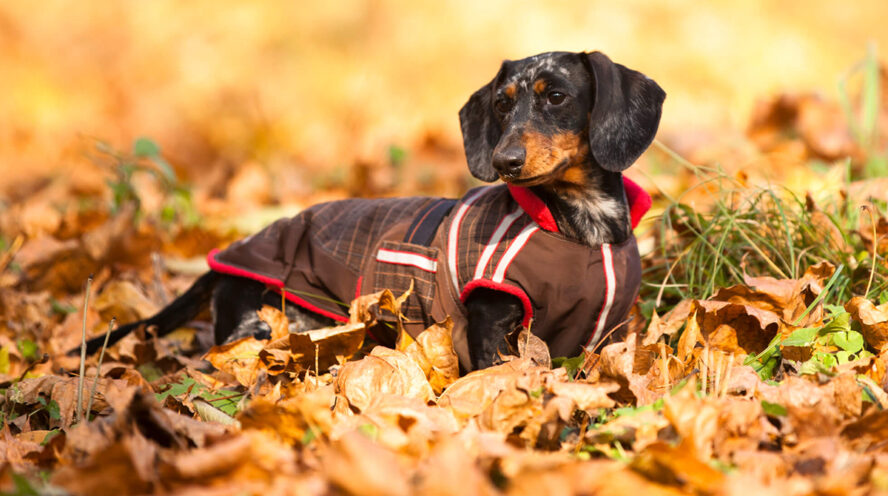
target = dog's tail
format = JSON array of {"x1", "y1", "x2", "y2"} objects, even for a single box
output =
[{"x1": 69, "y1": 271, "x2": 221, "y2": 356}]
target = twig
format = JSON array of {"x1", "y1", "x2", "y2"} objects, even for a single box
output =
[
  {"x1": 713, "y1": 351, "x2": 722, "y2": 399},
  {"x1": 151, "y1": 252, "x2": 169, "y2": 305},
  {"x1": 720, "y1": 353, "x2": 734, "y2": 399},
  {"x1": 582, "y1": 318, "x2": 631, "y2": 372},
  {"x1": 656, "y1": 245, "x2": 691, "y2": 307},
  {"x1": 573, "y1": 415, "x2": 590, "y2": 456},
  {"x1": 76, "y1": 275, "x2": 94, "y2": 425},
  {"x1": 701, "y1": 346, "x2": 709, "y2": 395},
  {"x1": 85, "y1": 318, "x2": 115, "y2": 420},
  {"x1": 312, "y1": 342, "x2": 320, "y2": 391},
  {"x1": 659, "y1": 342, "x2": 669, "y2": 392},
  {"x1": 0, "y1": 235, "x2": 23, "y2": 272},
  {"x1": 862, "y1": 204, "x2": 878, "y2": 299}
]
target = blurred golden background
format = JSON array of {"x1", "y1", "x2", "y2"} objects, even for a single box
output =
[{"x1": 1, "y1": 0, "x2": 886, "y2": 210}]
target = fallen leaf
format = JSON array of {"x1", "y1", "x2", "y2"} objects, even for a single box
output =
[
  {"x1": 597, "y1": 332, "x2": 659, "y2": 405},
  {"x1": 512, "y1": 328, "x2": 551, "y2": 368},
  {"x1": 322, "y1": 431, "x2": 411, "y2": 496},
  {"x1": 644, "y1": 300, "x2": 693, "y2": 346},
  {"x1": 550, "y1": 381, "x2": 618, "y2": 411},
  {"x1": 203, "y1": 337, "x2": 266, "y2": 388},
  {"x1": 92, "y1": 279, "x2": 158, "y2": 324},
  {"x1": 256, "y1": 304, "x2": 290, "y2": 341},
  {"x1": 631, "y1": 441, "x2": 725, "y2": 494},
  {"x1": 437, "y1": 359, "x2": 534, "y2": 423},
  {"x1": 336, "y1": 346, "x2": 433, "y2": 412},
  {"x1": 662, "y1": 379, "x2": 719, "y2": 459},
  {"x1": 260, "y1": 321, "x2": 366, "y2": 374},
  {"x1": 414, "y1": 435, "x2": 497, "y2": 496},
  {"x1": 402, "y1": 317, "x2": 460, "y2": 395},
  {"x1": 845, "y1": 296, "x2": 888, "y2": 352},
  {"x1": 694, "y1": 300, "x2": 781, "y2": 355}
]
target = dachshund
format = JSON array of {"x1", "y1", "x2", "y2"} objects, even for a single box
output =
[{"x1": 77, "y1": 51, "x2": 664, "y2": 372}]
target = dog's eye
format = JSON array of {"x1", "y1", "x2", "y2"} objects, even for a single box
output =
[
  {"x1": 494, "y1": 98, "x2": 513, "y2": 114},
  {"x1": 547, "y1": 91, "x2": 566, "y2": 105}
]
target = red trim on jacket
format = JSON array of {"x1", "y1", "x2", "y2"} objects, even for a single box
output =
[
  {"x1": 459, "y1": 278, "x2": 534, "y2": 327},
  {"x1": 207, "y1": 249, "x2": 348, "y2": 323}
]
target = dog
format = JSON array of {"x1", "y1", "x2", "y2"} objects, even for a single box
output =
[{"x1": 78, "y1": 51, "x2": 664, "y2": 372}]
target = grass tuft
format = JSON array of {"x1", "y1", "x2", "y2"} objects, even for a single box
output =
[{"x1": 643, "y1": 159, "x2": 887, "y2": 311}]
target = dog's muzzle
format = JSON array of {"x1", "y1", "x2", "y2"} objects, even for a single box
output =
[{"x1": 492, "y1": 146, "x2": 525, "y2": 179}]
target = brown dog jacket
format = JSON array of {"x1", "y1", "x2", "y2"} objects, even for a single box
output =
[{"x1": 208, "y1": 178, "x2": 650, "y2": 366}]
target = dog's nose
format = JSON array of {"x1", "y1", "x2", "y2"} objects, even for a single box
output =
[{"x1": 492, "y1": 148, "x2": 525, "y2": 178}]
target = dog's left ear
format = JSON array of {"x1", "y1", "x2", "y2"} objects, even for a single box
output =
[
  {"x1": 583, "y1": 51, "x2": 666, "y2": 172},
  {"x1": 458, "y1": 65, "x2": 506, "y2": 182}
]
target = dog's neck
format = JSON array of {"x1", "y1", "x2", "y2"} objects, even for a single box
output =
[{"x1": 530, "y1": 169, "x2": 630, "y2": 246}]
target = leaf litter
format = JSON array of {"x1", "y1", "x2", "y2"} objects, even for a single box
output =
[{"x1": 4, "y1": 60, "x2": 888, "y2": 495}]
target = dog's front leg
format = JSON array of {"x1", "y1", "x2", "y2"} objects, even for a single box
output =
[{"x1": 464, "y1": 288, "x2": 524, "y2": 370}]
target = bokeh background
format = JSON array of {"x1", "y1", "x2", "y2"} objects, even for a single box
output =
[{"x1": 1, "y1": 0, "x2": 886, "y2": 214}]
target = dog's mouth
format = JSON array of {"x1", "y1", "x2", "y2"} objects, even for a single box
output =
[{"x1": 500, "y1": 158, "x2": 573, "y2": 186}]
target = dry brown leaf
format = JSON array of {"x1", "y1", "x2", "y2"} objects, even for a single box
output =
[
  {"x1": 597, "y1": 332, "x2": 659, "y2": 405},
  {"x1": 53, "y1": 433, "x2": 156, "y2": 496},
  {"x1": 676, "y1": 308, "x2": 703, "y2": 363},
  {"x1": 414, "y1": 435, "x2": 497, "y2": 496},
  {"x1": 238, "y1": 385, "x2": 343, "y2": 444},
  {"x1": 662, "y1": 379, "x2": 719, "y2": 460},
  {"x1": 644, "y1": 300, "x2": 693, "y2": 346},
  {"x1": 261, "y1": 321, "x2": 366, "y2": 373},
  {"x1": 514, "y1": 328, "x2": 551, "y2": 368},
  {"x1": 348, "y1": 286, "x2": 411, "y2": 326},
  {"x1": 507, "y1": 460, "x2": 686, "y2": 496},
  {"x1": 332, "y1": 394, "x2": 460, "y2": 457},
  {"x1": 336, "y1": 346, "x2": 433, "y2": 412},
  {"x1": 437, "y1": 359, "x2": 534, "y2": 423},
  {"x1": 13, "y1": 235, "x2": 94, "y2": 293},
  {"x1": 256, "y1": 304, "x2": 290, "y2": 341},
  {"x1": 845, "y1": 296, "x2": 888, "y2": 352},
  {"x1": 631, "y1": 441, "x2": 726, "y2": 494},
  {"x1": 203, "y1": 337, "x2": 266, "y2": 388},
  {"x1": 756, "y1": 374, "x2": 858, "y2": 441},
  {"x1": 478, "y1": 377, "x2": 543, "y2": 438},
  {"x1": 841, "y1": 409, "x2": 888, "y2": 451},
  {"x1": 322, "y1": 431, "x2": 411, "y2": 496},
  {"x1": 550, "y1": 381, "x2": 618, "y2": 411},
  {"x1": 8, "y1": 375, "x2": 132, "y2": 428},
  {"x1": 402, "y1": 317, "x2": 460, "y2": 395},
  {"x1": 166, "y1": 430, "x2": 299, "y2": 483},
  {"x1": 92, "y1": 279, "x2": 158, "y2": 324},
  {"x1": 694, "y1": 300, "x2": 782, "y2": 355},
  {"x1": 748, "y1": 93, "x2": 859, "y2": 162}
]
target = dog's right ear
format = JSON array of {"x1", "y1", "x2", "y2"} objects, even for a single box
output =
[
  {"x1": 583, "y1": 51, "x2": 666, "y2": 173},
  {"x1": 459, "y1": 64, "x2": 506, "y2": 182}
]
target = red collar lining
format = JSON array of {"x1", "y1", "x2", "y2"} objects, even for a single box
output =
[
  {"x1": 506, "y1": 184, "x2": 559, "y2": 232},
  {"x1": 506, "y1": 177, "x2": 651, "y2": 233}
]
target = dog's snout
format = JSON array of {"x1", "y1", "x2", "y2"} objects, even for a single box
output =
[{"x1": 492, "y1": 148, "x2": 525, "y2": 177}]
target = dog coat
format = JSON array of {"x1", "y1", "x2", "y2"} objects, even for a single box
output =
[{"x1": 208, "y1": 178, "x2": 650, "y2": 366}]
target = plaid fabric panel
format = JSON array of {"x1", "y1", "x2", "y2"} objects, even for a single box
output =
[
  {"x1": 308, "y1": 196, "x2": 441, "y2": 272},
  {"x1": 372, "y1": 240, "x2": 439, "y2": 324},
  {"x1": 452, "y1": 186, "x2": 532, "y2": 290}
]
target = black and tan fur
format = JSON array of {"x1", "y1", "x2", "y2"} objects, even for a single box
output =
[{"x1": 77, "y1": 51, "x2": 665, "y2": 371}]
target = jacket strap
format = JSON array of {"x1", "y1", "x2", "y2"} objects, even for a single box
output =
[{"x1": 403, "y1": 199, "x2": 457, "y2": 246}]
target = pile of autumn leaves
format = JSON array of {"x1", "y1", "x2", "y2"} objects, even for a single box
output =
[{"x1": 4, "y1": 260, "x2": 888, "y2": 495}]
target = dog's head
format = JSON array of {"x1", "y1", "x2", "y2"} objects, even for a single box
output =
[{"x1": 459, "y1": 51, "x2": 665, "y2": 186}]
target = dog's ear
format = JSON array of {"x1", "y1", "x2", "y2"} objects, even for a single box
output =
[
  {"x1": 583, "y1": 51, "x2": 666, "y2": 172},
  {"x1": 459, "y1": 64, "x2": 506, "y2": 182}
]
